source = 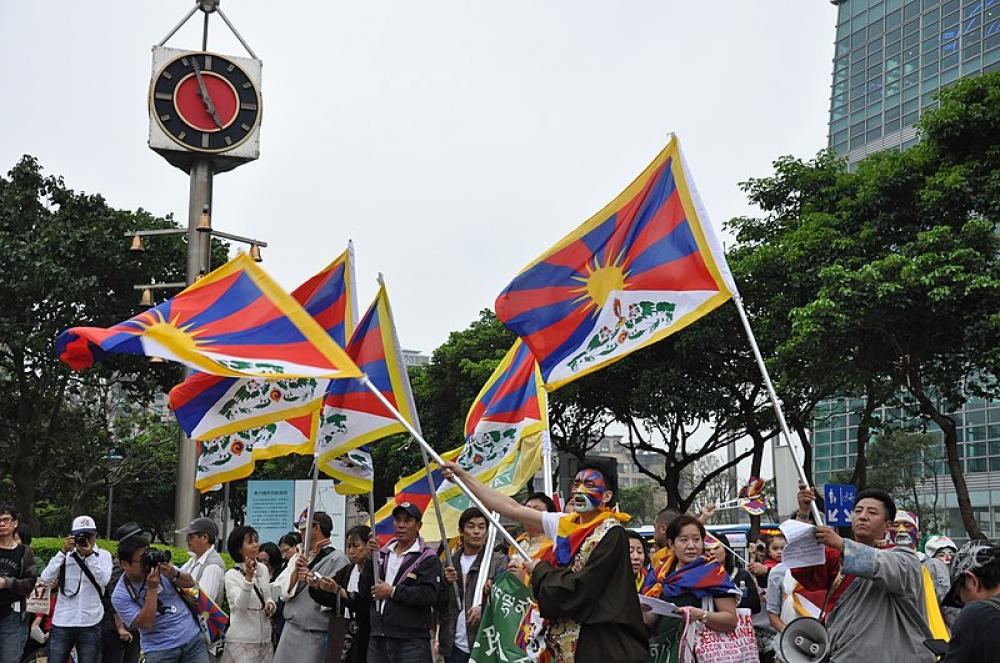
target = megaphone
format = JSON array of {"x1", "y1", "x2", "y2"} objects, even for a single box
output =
[{"x1": 777, "y1": 617, "x2": 831, "y2": 663}]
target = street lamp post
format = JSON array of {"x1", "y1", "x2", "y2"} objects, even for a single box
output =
[{"x1": 104, "y1": 453, "x2": 123, "y2": 539}]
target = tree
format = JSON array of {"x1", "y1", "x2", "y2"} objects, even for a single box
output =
[
  {"x1": 618, "y1": 485, "x2": 657, "y2": 526},
  {"x1": 864, "y1": 430, "x2": 947, "y2": 533},
  {"x1": 786, "y1": 73, "x2": 1000, "y2": 538},
  {"x1": 0, "y1": 156, "x2": 194, "y2": 530}
]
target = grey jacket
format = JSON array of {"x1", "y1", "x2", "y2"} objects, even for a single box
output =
[
  {"x1": 281, "y1": 545, "x2": 349, "y2": 633},
  {"x1": 438, "y1": 546, "x2": 507, "y2": 657},
  {"x1": 824, "y1": 541, "x2": 935, "y2": 663}
]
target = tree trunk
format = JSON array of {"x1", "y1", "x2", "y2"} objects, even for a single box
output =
[
  {"x1": 850, "y1": 386, "x2": 881, "y2": 490},
  {"x1": 795, "y1": 425, "x2": 815, "y2": 489},
  {"x1": 748, "y1": 432, "x2": 766, "y2": 543},
  {"x1": 11, "y1": 452, "x2": 38, "y2": 534},
  {"x1": 911, "y1": 385, "x2": 984, "y2": 539}
]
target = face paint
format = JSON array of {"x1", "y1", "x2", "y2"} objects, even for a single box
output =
[
  {"x1": 892, "y1": 521, "x2": 917, "y2": 549},
  {"x1": 570, "y1": 469, "x2": 607, "y2": 513}
]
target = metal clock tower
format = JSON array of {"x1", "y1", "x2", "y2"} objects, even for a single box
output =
[{"x1": 148, "y1": 0, "x2": 263, "y2": 545}]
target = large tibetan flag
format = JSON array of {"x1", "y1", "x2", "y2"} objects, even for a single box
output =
[
  {"x1": 495, "y1": 135, "x2": 736, "y2": 390},
  {"x1": 405, "y1": 340, "x2": 547, "y2": 538},
  {"x1": 368, "y1": 447, "x2": 463, "y2": 546},
  {"x1": 171, "y1": 247, "x2": 357, "y2": 440},
  {"x1": 314, "y1": 282, "x2": 417, "y2": 470},
  {"x1": 56, "y1": 253, "x2": 361, "y2": 380}
]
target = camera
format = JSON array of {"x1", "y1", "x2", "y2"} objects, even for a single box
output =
[
  {"x1": 141, "y1": 548, "x2": 173, "y2": 572},
  {"x1": 73, "y1": 532, "x2": 92, "y2": 547}
]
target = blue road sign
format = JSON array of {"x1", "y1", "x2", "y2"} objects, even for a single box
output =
[{"x1": 824, "y1": 484, "x2": 857, "y2": 527}]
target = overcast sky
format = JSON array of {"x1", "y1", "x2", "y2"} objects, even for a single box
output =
[{"x1": 1, "y1": 1, "x2": 837, "y2": 355}]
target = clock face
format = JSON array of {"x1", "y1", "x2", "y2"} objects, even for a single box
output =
[{"x1": 150, "y1": 52, "x2": 261, "y2": 153}]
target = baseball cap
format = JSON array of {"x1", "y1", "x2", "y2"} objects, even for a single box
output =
[
  {"x1": 943, "y1": 539, "x2": 1000, "y2": 608},
  {"x1": 113, "y1": 522, "x2": 148, "y2": 545},
  {"x1": 71, "y1": 516, "x2": 98, "y2": 535},
  {"x1": 392, "y1": 502, "x2": 423, "y2": 521},
  {"x1": 176, "y1": 516, "x2": 218, "y2": 539}
]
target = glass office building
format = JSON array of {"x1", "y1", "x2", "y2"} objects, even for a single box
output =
[
  {"x1": 828, "y1": 0, "x2": 1000, "y2": 163},
  {"x1": 812, "y1": 2, "x2": 1000, "y2": 540}
]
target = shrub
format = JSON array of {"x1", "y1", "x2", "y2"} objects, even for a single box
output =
[{"x1": 32, "y1": 538, "x2": 234, "y2": 569}]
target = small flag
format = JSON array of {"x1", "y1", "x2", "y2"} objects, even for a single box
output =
[
  {"x1": 315, "y1": 282, "x2": 417, "y2": 468},
  {"x1": 323, "y1": 446, "x2": 375, "y2": 496},
  {"x1": 170, "y1": 247, "x2": 357, "y2": 439},
  {"x1": 414, "y1": 340, "x2": 548, "y2": 538},
  {"x1": 495, "y1": 135, "x2": 736, "y2": 390},
  {"x1": 57, "y1": 253, "x2": 361, "y2": 379}
]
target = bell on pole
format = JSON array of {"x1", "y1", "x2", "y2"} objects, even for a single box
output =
[
  {"x1": 196, "y1": 205, "x2": 212, "y2": 232},
  {"x1": 129, "y1": 235, "x2": 145, "y2": 252},
  {"x1": 249, "y1": 243, "x2": 262, "y2": 262},
  {"x1": 139, "y1": 288, "x2": 154, "y2": 307}
]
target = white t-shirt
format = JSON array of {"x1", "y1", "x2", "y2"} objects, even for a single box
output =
[
  {"x1": 344, "y1": 565, "x2": 360, "y2": 618},
  {"x1": 453, "y1": 553, "x2": 478, "y2": 653}
]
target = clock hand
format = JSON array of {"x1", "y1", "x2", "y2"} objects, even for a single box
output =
[{"x1": 191, "y1": 58, "x2": 225, "y2": 129}]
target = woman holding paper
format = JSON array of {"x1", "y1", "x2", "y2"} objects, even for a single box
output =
[{"x1": 641, "y1": 515, "x2": 740, "y2": 633}]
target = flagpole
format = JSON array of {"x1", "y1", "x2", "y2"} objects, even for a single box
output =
[
  {"x1": 541, "y1": 429, "x2": 554, "y2": 498},
  {"x1": 731, "y1": 293, "x2": 823, "y2": 525},
  {"x1": 302, "y1": 459, "x2": 320, "y2": 557},
  {"x1": 472, "y1": 510, "x2": 499, "y2": 609},
  {"x1": 358, "y1": 375, "x2": 531, "y2": 560},
  {"x1": 414, "y1": 439, "x2": 462, "y2": 606},
  {"x1": 366, "y1": 490, "x2": 380, "y2": 585}
]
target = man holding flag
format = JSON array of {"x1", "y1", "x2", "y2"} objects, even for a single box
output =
[{"x1": 442, "y1": 460, "x2": 646, "y2": 663}]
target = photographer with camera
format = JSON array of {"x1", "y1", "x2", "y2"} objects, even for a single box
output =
[
  {"x1": 40, "y1": 515, "x2": 112, "y2": 663},
  {"x1": 111, "y1": 533, "x2": 207, "y2": 663}
]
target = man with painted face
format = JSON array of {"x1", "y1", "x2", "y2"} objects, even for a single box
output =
[
  {"x1": 442, "y1": 460, "x2": 646, "y2": 663},
  {"x1": 791, "y1": 486, "x2": 934, "y2": 663}
]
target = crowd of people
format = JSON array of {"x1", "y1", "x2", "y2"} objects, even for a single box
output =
[{"x1": 0, "y1": 465, "x2": 999, "y2": 663}]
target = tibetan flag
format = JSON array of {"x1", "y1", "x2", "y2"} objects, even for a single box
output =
[
  {"x1": 322, "y1": 446, "x2": 375, "y2": 496},
  {"x1": 417, "y1": 340, "x2": 548, "y2": 538},
  {"x1": 495, "y1": 134, "x2": 736, "y2": 390},
  {"x1": 57, "y1": 253, "x2": 361, "y2": 380},
  {"x1": 181, "y1": 587, "x2": 228, "y2": 643},
  {"x1": 370, "y1": 499, "x2": 398, "y2": 547},
  {"x1": 314, "y1": 282, "x2": 417, "y2": 468},
  {"x1": 170, "y1": 247, "x2": 357, "y2": 440},
  {"x1": 194, "y1": 412, "x2": 315, "y2": 491}
]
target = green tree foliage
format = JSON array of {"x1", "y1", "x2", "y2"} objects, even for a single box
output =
[
  {"x1": 0, "y1": 156, "x2": 189, "y2": 530},
  {"x1": 745, "y1": 73, "x2": 1000, "y2": 537},
  {"x1": 864, "y1": 431, "x2": 947, "y2": 534}
]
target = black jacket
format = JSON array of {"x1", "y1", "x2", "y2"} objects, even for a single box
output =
[
  {"x1": 438, "y1": 545, "x2": 507, "y2": 657},
  {"x1": 308, "y1": 563, "x2": 370, "y2": 663},
  {"x1": 359, "y1": 540, "x2": 442, "y2": 642}
]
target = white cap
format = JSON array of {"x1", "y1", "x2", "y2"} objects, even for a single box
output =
[{"x1": 71, "y1": 516, "x2": 97, "y2": 534}]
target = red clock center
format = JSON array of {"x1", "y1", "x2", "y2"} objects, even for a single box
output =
[{"x1": 174, "y1": 74, "x2": 239, "y2": 131}]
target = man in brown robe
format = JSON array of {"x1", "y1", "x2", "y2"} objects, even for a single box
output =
[{"x1": 442, "y1": 460, "x2": 647, "y2": 663}]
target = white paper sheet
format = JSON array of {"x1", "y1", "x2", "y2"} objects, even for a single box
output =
[
  {"x1": 639, "y1": 594, "x2": 679, "y2": 616},
  {"x1": 779, "y1": 519, "x2": 826, "y2": 569}
]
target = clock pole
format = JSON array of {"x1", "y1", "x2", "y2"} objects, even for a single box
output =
[
  {"x1": 148, "y1": 1, "x2": 264, "y2": 547},
  {"x1": 174, "y1": 159, "x2": 214, "y2": 546}
]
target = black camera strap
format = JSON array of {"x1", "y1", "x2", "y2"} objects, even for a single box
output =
[{"x1": 73, "y1": 552, "x2": 108, "y2": 602}]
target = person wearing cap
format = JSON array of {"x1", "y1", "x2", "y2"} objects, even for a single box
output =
[
  {"x1": 177, "y1": 517, "x2": 226, "y2": 608},
  {"x1": 792, "y1": 486, "x2": 935, "y2": 663},
  {"x1": 0, "y1": 504, "x2": 37, "y2": 663},
  {"x1": 40, "y1": 515, "x2": 113, "y2": 663},
  {"x1": 273, "y1": 511, "x2": 349, "y2": 663},
  {"x1": 941, "y1": 539, "x2": 1000, "y2": 662},
  {"x1": 359, "y1": 501, "x2": 443, "y2": 663},
  {"x1": 111, "y1": 526, "x2": 206, "y2": 663}
]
